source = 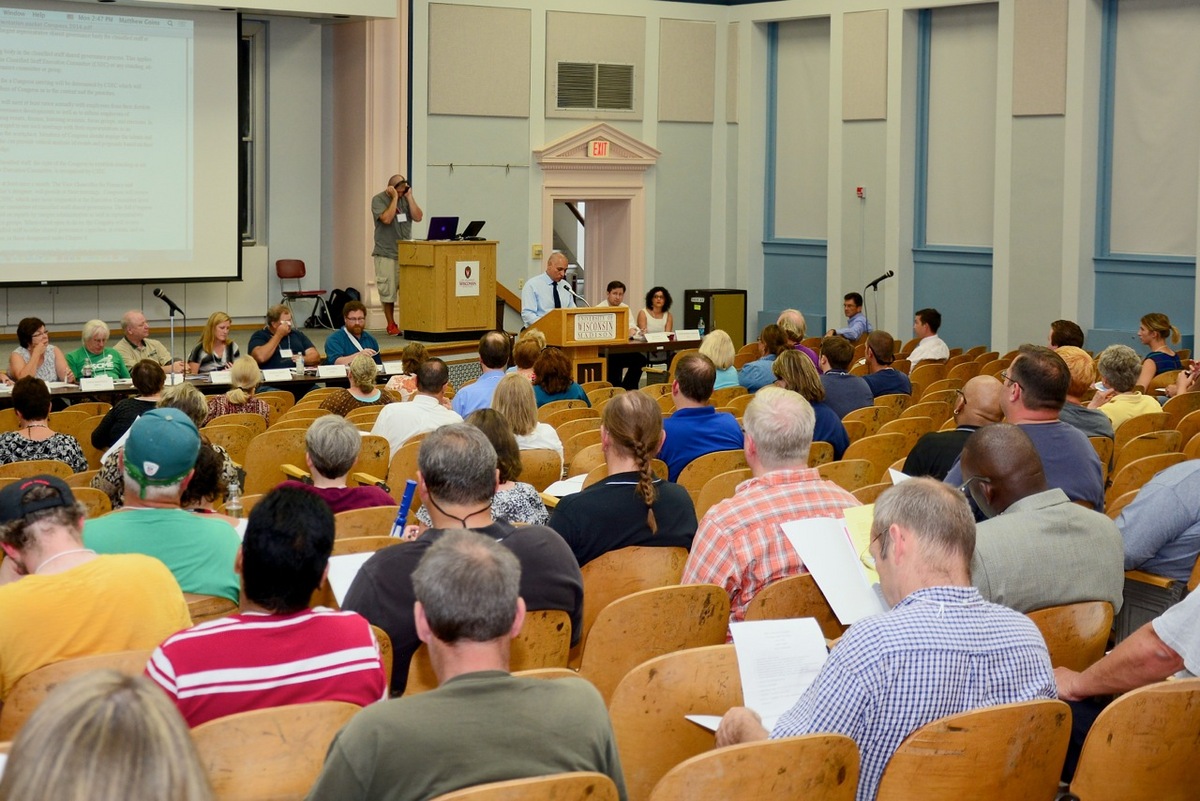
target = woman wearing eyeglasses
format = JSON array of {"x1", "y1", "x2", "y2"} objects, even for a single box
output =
[{"x1": 10, "y1": 317, "x2": 71, "y2": 383}]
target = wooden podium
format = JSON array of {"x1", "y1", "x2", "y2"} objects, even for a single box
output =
[
  {"x1": 397, "y1": 241, "x2": 497, "y2": 341},
  {"x1": 535, "y1": 307, "x2": 629, "y2": 384}
]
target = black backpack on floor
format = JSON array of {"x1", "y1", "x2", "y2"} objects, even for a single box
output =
[{"x1": 325, "y1": 287, "x2": 361, "y2": 329}]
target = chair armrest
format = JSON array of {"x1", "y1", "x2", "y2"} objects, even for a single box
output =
[
  {"x1": 280, "y1": 463, "x2": 312, "y2": 483},
  {"x1": 540, "y1": 492, "x2": 559, "y2": 510},
  {"x1": 1124, "y1": 569, "x2": 1176, "y2": 590},
  {"x1": 350, "y1": 471, "x2": 389, "y2": 492}
]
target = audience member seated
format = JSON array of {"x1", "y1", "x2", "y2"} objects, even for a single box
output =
[
  {"x1": 1049, "y1": 318, "x2": 1085, "y2": 349},
  {"x1": 776, "y1": 309, "x2": 821, "y2": 371},
  {"x1": 0, "y1": 377, "x2": 87, "y2": 474},
  {"x1": 826, "y1": 291, "x2": 873, "y2": 341},
  {"x1": 84, "y1": 408, "x2": 241, "y2": 601},
  {"x1": 179, "y1": 442, "x2": 245, "y2": 531},
  {"x1": 1116, "y1": 460, "x2": 1200, "y2": 583},
  {"x1": 0, "y1": 475, "x2": 192, "y2": 701},
  {"x1": 308, "y1": 530, "x2": 623, "y2": 801},
  {"x1": 146, "y1": 485, "x2": 386, "y2": 727},
  {"x1": 902, "y1": 375, "x2": 1002, "y2": 480},
  {"x1": 1056, "y1": 345, "x2": 1115, "y2": 439},
  {"x1": 738, "y1": 323, "x2": 789, "y2": 393},
  {"x1": 1088, "y1": 344, "x2": 1164, "y2": 429},
  {"x1": 324, "y1": 300, "x2": 382, "y2": 366},
  {"x1": 0, "y1": 670, "x2": 211, "y2": 801},
  {"x1": 603, "y1": 285, "x2": 645, "y2": 391},
  {"x1": 1055, "y1": 586, "x2": 1200, "y2": 780},
  {"x1": 94, "y1": 382, "x2": 239, "y2": 510},
  {"x1": 10, "y1": 316, "x2": 72, "y2": 383},
  {"x1": 452, "y1": 331, "x2": 511, "y2": 416},
  {"x1": 510, "y1": 331, "x2": 544, "y2": 383},
  {"x1": 532, "y1": 346, "x2": 590, "y2": 407},
  {"x1": 863, "y1": 331, "x2": 912, "y2": 397},
  {"x1": 320, "y1": 353, "x2": 392, "y2": 417},
  {"x1": 371, "y1": 358, "x2": 462, "y2": 458},
  {"x1": 247, "y1": 304, "x2": 319, "y2": 370},
  {"x1": 773, "y1": 350, "x2": 849, "y2": 460},
  {"x1": 204, "y1": 355, "x2": 271, "y2": 428},
  {"x1": 1135, "y1": 311, "x2": 1182, "y2": 392},
  {"x1": 699, "y1": 328, "x2": 740, "y2": 389},
  {"x1": 946, "y1": 345, "x2": 1105, "y2": 512},
  {"x1": 385, "y1": 342, "x2": 429, "y2": 401},
  {"x1": 907, "y1": 307, "x2": 950, "y2": 366},
  {"x1": 818, "y1": 336, "x2": 873, "y2": 418},
  {"x1": 492, "y1": 374, "x2": 563, "y2": 459},
  {"x1": 717, "y1": 479, "x2": 1056, "y2": 801},
  {"x1": 188, "y1": 310, "x2": 241, "y2": 374},
  {"x1": 113, "y1": 309, "x2": 185, "y2": 374},
  {"x1": 960, "y1": 424, "x2": 1124, "y2": 612},
  {"x1": 682, "y1": 387, "x2": 857, "y2": 628},
  {"x1": 416, "y1": 410, "x2": 550, "y2": 528},
  {"x1": 65, "y1": 319, "x2": 130, "y2": 381},
  {"x1": 658, "y1": 353, "x2": 744, "y2": 481},
  {"x1": 343, "y1": 424, "x2": 582, "y2": 691},
  {"x1": 1164, "y1": 362, "x2": 1200, "y2": 398},
  {"x1": 278, "y1": 415, "x2": 396, "y2": 514},
  {"x1": 91, "y1": 359, "x2": 165, "y2": 451},
  {"x1": 551, "y1": 391, "x2": 696, "y2": 567}
]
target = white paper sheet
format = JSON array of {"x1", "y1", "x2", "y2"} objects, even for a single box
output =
[
  {"x1": 730, "y1": 618, "x2": 828, "y2": 731},
  {"x1": 781, "y1": 517, "x2": 887, "y2": 625},
  {"x1": 262, "y1": 368, "x2": 293, "y2": 383},
  {"x1": 888, "y1": 468, "x2": 913, "y2": 485},
  {"x1": 326, "y1": 552, "x2": 375, "y2": 607},
  {"x1": 317, "y1": 364, "x2": 348, "y2": 379},
  {"x1": 544, "y1": 474, "x2": 586, "y2": 497}
]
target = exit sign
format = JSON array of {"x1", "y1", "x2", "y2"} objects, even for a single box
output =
[{"x1": 588, "y1": 139, "x2": 609, "y2": 158}]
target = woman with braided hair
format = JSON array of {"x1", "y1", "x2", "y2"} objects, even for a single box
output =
[{"x1": 549, "y1": 390, "x2": 697, "y2": 566}]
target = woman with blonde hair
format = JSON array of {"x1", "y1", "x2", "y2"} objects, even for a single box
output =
[
  {"x1": 549, "y1": 390, "x2": 696, "y2": 566},
  {"x1": 699, "y1": 329, "x2": 739, "y2": 390},
  {"x1": 204, "y1": 355, "x2": 270, "y2": 426},
  {"x1": 0, "y1": 669, "x2": 212, "y2": 801},
  {"x1": 385, "y1": 342, "x2": 429, "y2": 401},
  {"x1": 492, "y1": 373, "x2": 563, "y2": 459},
  {"x1": 1135, "y1": 312, "x2": 1182, "y2": 391},
  {"x1": 187, "y1": 311, "x2": 239, "y2": 374},
  {"x1": 773, "y1": 349, "x2": 849, "y2": 459},
  {"x1": 320, "y1": 352, "x2": 392, "y2": 416}
]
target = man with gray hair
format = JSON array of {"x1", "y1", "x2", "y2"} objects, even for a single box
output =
[
  {"x1": 309, "y1": 530, "x2": 625, "y2": 801},
  {"x1": 343, "y1": 424, "x2": 582, "y2": 691},
  {"x1": 84, "y1": 408, "x2": 240, "y2": 601},
  {"x1": 114, "y1": 309, "x2": 186, "y2": 373},
  {"x1": 681, "y1": 386, "x2": 858, "y2": 628},
  {"x1": 278, "y1": 415, "x2": 395, "y2": 513},
  {"x1": 716, "y1": 479, "x2": 1056, "y2": 801}
]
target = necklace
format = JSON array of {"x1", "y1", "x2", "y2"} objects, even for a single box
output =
[
  {"x1": 424, "y1": 494, "x2": 493, "y2": 528},
  {"x1": 35, "y1": 548, "x2": 96, "y2": 574},
  {"x1": 21, "y1": 422, "x2": 49, "y2": 438}
]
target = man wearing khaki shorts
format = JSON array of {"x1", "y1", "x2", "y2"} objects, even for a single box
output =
[{"x1": 371, "y1": 175, "x2": 423, "y2": 336}]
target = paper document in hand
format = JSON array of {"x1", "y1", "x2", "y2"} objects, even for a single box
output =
[
  {"x1": 730, "y1": 618, "x2": 828, "y2": 732},
  {"x1": 780, "y1": 517, "x2": 886, "y2": 626},
  {"x1": 326, "y1": 552, "x2": 375, "y2": 607}
]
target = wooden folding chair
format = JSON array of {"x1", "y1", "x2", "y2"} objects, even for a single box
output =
[
  {"x1": 556, "y1": 416, "x2": 602, "y2": 444},
  {"x1": 908, "y1": 362, "x2": 948, "y2": 389},
  {"x1": 695, "y1": 468, "x2": 753, "y2": 520},
  {"x1": 191, "y1": 701, "x2": 361, "y2": 801},
  {"x1": 648, "y1": 735, "x2": 859, "y2": 801},
  {"x1": 430, "y1": 773, "x2": 620, "y2": 801},
  {"x1": 581, "y1": 380, "x2": 614, "y2": 392},
  {"x1": 877, "y1": 416, "x2": 934, "y2": 453},
  {"x1": 383, "y1": 439, "x2": 423, "y2": 505},
  {"x1": 344, "y1": 404, "x2": 387, "y2": 427},
  {"x1": 255, "y1": 390, "x2": 295, "y2": 426},
  {"x1": 676, "y1": 450, "x2": 749, "y2": 506},
  {"x1": 1068, "y1": 678, "x2": 1200, "y2": 801},
  {"x1": 65, "y1": 468, "x2": 99, "y2": 488},
  {"x1": 947, "y1": 360, "x2": 982, "y2": 383},
  {"x1": 186, "y1": 592, "x2": 239, "y2": 624},
  {"x1": 208, "y1": 411, "x2": 268, "y2": 437},
  {"x1": 807, "y1": 440, "x2": 835, "y2": 467},
  {"x1": 852, "y1": 481, "x2": 892, "y2": 505},
  {"x1": 922, "y1": 377, "x2": 964, "y2": 397},
  {"x1": 334, "y1": 505, "x2": 400, "y2": 540},
  {"x1": 1106, "y1": 452, "x2": 1187, "y2": 507},
  {"x1": 874, "y1": 699, "x2": 1071, "y2": 801},
  {"x1": 577, "y1": 584, "x2": 730, "y2": 703},
  {"x1": 816, "y1": 459, "x2": 875, "y2": 493},
  {"x1": 975, "y1": 350, "x2": 1000, "y2": 364},
  {"x1": 744, "y1": 573, "x2": 846, "y2": 639},
  {"x1": 273, "y1": 407, "x2": 333, "y2": 429},
  {"x1": 899, "y1": 400, "x2": 952, "y2": 428},
  {"x1": 841, "y1": 406, "x2": 896, "y2": 438},
  {"x1": 709, "y1": 386, "x2": 749, "y2": 408},
  {"x1": 1026, "y1": 600, "x2": 1113, "y2": 672},
  {"x1": 241, "y1": 428, "x2": 309, "y2": 495},
  {"x1": 841, "y1": 420, "x2": 867, "y2": 443},
  {"x1": 638, "y1": 383, "x2": 673, "y2": 399},
  {"x1": 979, "y1": 358, "x2": 1008, "y2": 377},
  {"x1": 841, "y1": 433, "x2": 908, "y2": 484},
  {"x1": 1113, "y1": 412, "x2": 1171, "y2": 454},
  {"x1": 537, "y1": 399, "x2": 591, "y2": 423},
  {"x1": 609, "y1": 645, "x2": 742, "y2": 801},
  {"x1": 568, "y1": 442, "x2": 607, "y2": 478},
  {"x1": 872, "y1": 393, "x2": 912, "y2": 415},
  {"x1": 725, "y1": 393, "x2": 755, "y2": 416},
  {"x1": 1089, "y1": 436, "x2": 1114, "y2": 483},
  {"x1": 964, "y1": 345, "x2": 988, "y2": 359},
  {"x1": 563, "y1": 428, "x2": 602, "y2": 469},
  {"x1": 1104, "y1": 488, "x2": 1138, "y2": 521},
  {"x1": 520, "y1": 448, "x2": 563, "y2": 492},
  {"x1": 587, "y1": 386, "x2": 625, "y2": 406},
  {"x1": 404, "y1": 609, "x2": 572, "y2": 696},
  {"x1": 350, "y1": 434, "x2": 392, "y2": 481},
  {"x1": 73, "y1": 485, "x2": 112, "y2": 517},
  {"x1": 0, "y1": 459, "x2": 73, "y2": 480},
  {"x1": 1111, "y1": 430, "x2": 1181, "y2": 478},
  {"x1": 1161, "y1": 391, "x2": 1200, "y2": 429},
  {"x1": 201, "y1": 424, "x2": 256, "y2": 466},
  {"x1": 54, "y1": 413, "x2": 104, "y2": 470},
  {"x1": 0, "y1": 649, "x2": 152, "y2": 740},
  {"x1": 545, "y1": 407, "x2": 601, "y2": 429}
]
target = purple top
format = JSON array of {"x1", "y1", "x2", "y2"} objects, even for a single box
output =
[{"x1": 796, "y1": 343, "x2": 822, "y2": 374}]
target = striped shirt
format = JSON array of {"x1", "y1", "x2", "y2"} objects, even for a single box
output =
[
  {"x1": 681, "y1": 468, "x2": 859, "y2": 628},
  {"x1": 145, "y1": 608, "x2": 387, "y2": 728},
  {"x1": 772, "y1": 586, "x2": 1056, "y2": 801}
]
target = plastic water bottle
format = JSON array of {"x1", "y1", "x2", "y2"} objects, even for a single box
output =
[
  {"x1": 697, "y1": 317, "x2": 706, "y2": 337},
  {"x1": 225, "y1": 481, "x2": 243, "y2": 519},
  {"x1": 81, "y1": 360, "x2": 93, "y2": 379},
  {"x1": 294, "y1": 354, "x2": 304, "y2": 373}
]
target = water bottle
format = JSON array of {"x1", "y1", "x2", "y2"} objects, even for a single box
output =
[
  {"x1": 225, "y1": 481, "x2": 243, "y2": 519},
  {"x1": 294, "y1": 354, "x2": 304, "y2": 374},
  {"x1": 697, "y1": 317, "x2": 706, "y2": 337},
  {"x1": 81, "y1": 360, "x2": 93, "y2": 379}
]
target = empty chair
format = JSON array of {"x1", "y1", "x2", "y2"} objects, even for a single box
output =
[
  {"x1": 807, "y1": 440, "x2": 835, "y2": 467},
  {"x1": 1111, "y1": 430, "x2": 1182, "y2": 477},
  {"x1": 334, "y1": 505, "x2": 400, "y2": 540},
  {"x1": 275, "y1": 259, "x2": 332, "y2": 328},
  {"x1": 1025, "y1": 601, "x2": 1114, "y2": 671},
  {"x1": 675, "y1": 449, "x2": 749, "y2": 506},
  {"x1": 1112, "y1": 411, "x2": 1171, "y2": 453},
  {"x1": 872, "y1": 393, "x2": 912, "y2": 415},
  {"x1": 694, "y1": 467, "x2": 753, "y2": 520},
  {"x1": 743, "y1": 573, "x2": 846, "y2": 640},
  {"x1": 201, "y1": 424, "x2": 255, "y2": 466},
  {"x1": 841, "y1": 405, "x2": 896, "y2": 437},
  {"x1": 241, "y1": 428, "x2": 309, "y2": 495},
  {"x1": 816, "y1": 459, "x2": 875, "y2": 493},
  {"x1": 877, "y1": 416, "x2": 934, "y2": 453},
  {"x1": 430, "y1": 773, "x2": 620, "y2": 801},
  {"x1": 841, "y1": 433, "x2": 908, "y2": 483},
  {"x1": 1106, "y1": 452, "x2": 1187, "y2": 507}
]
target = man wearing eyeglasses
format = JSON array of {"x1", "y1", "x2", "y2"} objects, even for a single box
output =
[
  {"x1": 372, "y1": 175, "x2": 424, "y2": 337},
  {"x1": 944, "y1": 344, "x2": 1105, "y2": 513},
  {"x1": 902, "y1": 375, "x2": 1003, "y2": 481},
  {"x1": 325, "y1": 300, "x2": 382, "y2": 366}
]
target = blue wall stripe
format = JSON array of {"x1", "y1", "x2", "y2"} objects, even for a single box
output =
[
  {"x1": 764, "y1": 22, "x2": 779, "y2": 243},
  {"x1": 913, "y1": 9, "x2": 931, "y2": 248}
]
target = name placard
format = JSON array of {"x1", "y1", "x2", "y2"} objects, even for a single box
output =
[
  {"x1": 572, "y1": 312, "x2": 618, "y2": 341},
  {"x1": 317, "y1": 364, "x2": 348, "y2": 379},
  {"x1": 675, "y1": 329, "x2": 701, "y2": 342},
  {"x1": 382, "y1": 361, "x2": 405, "y2": 376},
  {"x1": 644, "y1": 332, "x2": 671, "y2": 344},
  {"x1": 208, "y1": 371, "x2": 232, "y2": 385},
  {"x1": 262, "y1": 369, "x2": 293, "y2": 383},
  {"x1": 80, "y1": 376, "x2": 115, "y2": 391}
]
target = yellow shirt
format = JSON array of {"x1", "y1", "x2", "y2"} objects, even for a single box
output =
[
  {"x1": 0, "y1": 554, "x2": 192, "y2": 700},
  {"x1": 1098, "y1": 391, "x2": 1164, "y2": 433}
]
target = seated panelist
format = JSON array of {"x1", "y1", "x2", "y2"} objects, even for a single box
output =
[{"x1": 247, "y1": 305, "x2": 319, "y2": 370}]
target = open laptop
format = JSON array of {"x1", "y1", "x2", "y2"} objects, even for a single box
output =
[
  {"x1": 458, "y1": 220, "x2": 486, "y2": 240},
  {"x1": 425, "y1": 216, "x2": 459, "y2": 241}
]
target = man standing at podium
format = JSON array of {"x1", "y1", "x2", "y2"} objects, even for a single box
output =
[
  {"x1": 521, "y1": 252, "x2": 575, "y2": 327},
  {"x1": 372, "y1": 174, "x2": 424, "y2": 337}
]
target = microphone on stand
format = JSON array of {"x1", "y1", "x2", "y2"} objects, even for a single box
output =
[
  {"x1": 865, "y1": 271, "x2": 894, "y2": 291},
  {"x1": 153, "y1": 288, "x2": 185, "y2": 316},
  {"x1": 563, "y1": 284, "x2": 590, "y2": 307}
]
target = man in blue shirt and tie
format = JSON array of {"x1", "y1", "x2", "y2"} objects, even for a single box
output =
[{"x1": 521, "y1": 252, "x2": 575, "y2": 327}]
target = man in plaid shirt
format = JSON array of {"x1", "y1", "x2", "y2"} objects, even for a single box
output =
[
  {"x1": 681, "y1": 386, "x2": 859, "y2": 629},
  {"x1": 715, "y1": 479, "x2": 1056, "y2": 801}
]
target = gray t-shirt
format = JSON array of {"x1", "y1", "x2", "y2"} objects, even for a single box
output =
[
  {"x1": 1153, "y1": 589, "x2": 1200, "y2": 677},
  {"x1": 371, "y1": 190, "x2": 412, "y2": 258}
]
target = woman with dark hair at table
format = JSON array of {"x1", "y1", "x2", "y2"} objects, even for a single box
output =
[
  {"x1": 91, "y1": 360, "x2": 166, "y2": 450},
  {"x1": 9, "y1": 316, "x2": 66, "y2": 383}
]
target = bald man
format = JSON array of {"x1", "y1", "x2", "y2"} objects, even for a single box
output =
[
  {"x1": 521, "y1": 252, "x2": 575, "y2": 327},
  {"x1": 959, "y1": 423, "x2": 1124, "y2": 613},
  {"x1": 901, "y1": 375, "x2": 1003, "y2": 480}
]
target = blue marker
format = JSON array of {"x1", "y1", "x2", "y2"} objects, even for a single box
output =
[{"x1": 391, "y1": 479, "x2": 419, "y2": 537}]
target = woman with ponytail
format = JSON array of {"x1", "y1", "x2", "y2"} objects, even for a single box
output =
[
  {"x1": 549, "y1": 390, "x2": 697, "y2": 566},
  {"x1": 203, "y1": 355, "x2": 270, "y2": 427},
  {"x1": 1135, "y1": 312, "x2": 1182, "y2": 392}
]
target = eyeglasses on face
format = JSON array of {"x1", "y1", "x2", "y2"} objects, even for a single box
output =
[{"x1": 958, "y1": 475, "x2": 991, "y2": 496}]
